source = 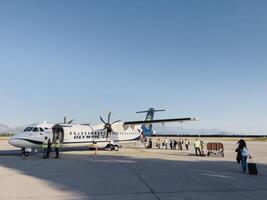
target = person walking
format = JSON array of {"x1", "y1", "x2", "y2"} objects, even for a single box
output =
[
  {"x1": 42, "y1": 136, "x2": 48, "y2": 159},
  {"x1": 54, "y1": 136, "x2": 60, "y2": 158},
  {"x1": 194, "y1": 138, "x2": 201, "y2": 156},
  {"x1": 236, "y1": 139, "x2": 251, "y2": 173},
  {"x1": 185, "y1": 139, "x2": 190, "y2": 150}
]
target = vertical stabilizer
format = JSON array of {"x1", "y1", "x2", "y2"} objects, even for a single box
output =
[{"x1": 136, "y1": 108, "x2": 166, "y2": 136}]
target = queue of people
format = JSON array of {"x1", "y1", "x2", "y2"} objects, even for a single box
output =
[
  {"x1": 42, "y1": 136, "x2": 60, "y2": 159},
  {"x1": 143, "y1": 137, "x2": 205, "y2": 156}
]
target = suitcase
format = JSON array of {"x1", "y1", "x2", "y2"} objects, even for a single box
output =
[{"x1": 248, "y1": 162, "x2": 258, "y2": 175}]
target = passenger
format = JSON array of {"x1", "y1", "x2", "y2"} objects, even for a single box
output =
[
  {"x1": 156, "y1": 138, "x2": 161, "y2": 149},
  {"x1": 46, "y1": 138, "x2": 52, "y2": 158},
  {"x1": 185, "y1": 139, "x2": 190, "y2": 150},
  {"x1": 149, "y1": 138, "x2": 152, "y2": 149},
  {"x1": 54, "y1": 136, "x2": 60, "y2": 158},
  {"x1": 170, "y1": 139, "x2": 173, "y2": 150},
  {"x1": 42, "y1": 136, "x2": 48, "y2": 159},
  {"x1": 194, "y1": 138, "x2": 201, "y2": 156},
  {"x1": 179, "y1": 138, "x2": 183, "y2": 150},
  {"x1": 236, "y1": 139, "x2": 251, "y2": 173},
  {"x1": 176, "y1": 139, "x2": 182, "y2": 150},
  {"x1": 200, "y1": 140, "x2": 204, "y2": 155},
  {"x1": 144, "y1": 137, "x2": 148, "y2": 147},
  {"x1": 173, "y1": 139, "x2": 177, "y2": 150},
  {"x1": 164, "y1": 137, "x2": 168, "y2": 150}
]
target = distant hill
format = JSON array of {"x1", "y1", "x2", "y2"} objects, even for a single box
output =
[
  {"x1": 0, "y1": 124, "x2": 12, "y2": 134},
  {"x1": 154, "y1": 125, "x2": 235, "y2": 136},
  {"x1": 10, "y1": 123, "x2": 37, "y2": 134}
]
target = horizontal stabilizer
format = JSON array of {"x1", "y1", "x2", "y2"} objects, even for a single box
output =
[{"x1": 124, "y1": 117, "x2": 197, "y2": 125}]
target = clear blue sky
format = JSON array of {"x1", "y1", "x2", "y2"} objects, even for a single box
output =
[{"x1": 0, "y1": 0, "x2": 266, "y2": 134}]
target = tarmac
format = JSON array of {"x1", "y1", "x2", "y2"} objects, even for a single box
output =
[{"x1": 0, "y1": 138, "x2": 267, "y2": 200}]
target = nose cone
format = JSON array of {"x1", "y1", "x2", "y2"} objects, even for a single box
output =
[{"x1": 8, "y1": 137, "x2": 21, "y2": 148}]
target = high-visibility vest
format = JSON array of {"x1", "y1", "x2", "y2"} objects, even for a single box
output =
[
  {"x1": 55, "y1": 139, "x2": 60, "y2": 148},
  {"x1": 43, "y1": 140, "x2": 48, "y2": 149},
  {"x1": 194, "y1": 140, "x2": 200, "y2": 148}
]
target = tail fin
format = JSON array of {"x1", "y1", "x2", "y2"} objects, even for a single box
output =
[{"x1": 136, "y1": 108, "x2": 166, "y2": 136}]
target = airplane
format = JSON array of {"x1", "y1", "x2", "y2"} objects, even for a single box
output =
[{"x1": 8, "y1": 108, "x2": 197, "y2": 156}]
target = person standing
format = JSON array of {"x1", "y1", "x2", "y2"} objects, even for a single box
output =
[
  {"x1": 179, "y1": 138, "x2": 183, "y2": 150},
  {"x1": 149, "y1": 138, "x2": 153, "y2": 149},
  {"x1": 185, "y1": 139, "x2": 190, "y2": 150},
  {"x1": 42, "y1": 137, "x2": 48, "y2": 159},
  {"x1": 194, "y1": 138, "x2": 201, "y2": 156},
  {"x1": 156, "y1": 138, "x2": 161, "y2": 149},
  {"x1": 173, "y1": 139, "x2": 177, "y2": 150},
  {"x1": 54, "y1": 136, "x2": 60, "y2": 158},
  {"x1": 177, "y1": 139, "x2": 182, "y2": 150},
  {"x1": 200, "y1": 140, "x2": 204, "y2": 155},
  {"x1": 164, "y1": 137, "x2": 168, "y2": 150},
  {"x1": 46, "y1": 138, "x2": 52, "y2": 158}
]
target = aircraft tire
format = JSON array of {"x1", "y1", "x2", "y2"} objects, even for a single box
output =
[
  {"x1": 114, "y1": 145, "x2": 119, "y2": 151},
  {"x1": 23, "y1": 152, "x2": 30, "y2": 157}
]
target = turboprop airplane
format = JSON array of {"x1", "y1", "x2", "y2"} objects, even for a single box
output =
[{"x1": 8, "y1": 108, "x2": 197, "y2": 156}]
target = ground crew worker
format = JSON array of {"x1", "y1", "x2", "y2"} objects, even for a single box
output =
[
  {"x1": 54, "y1": 136, "x2": 60, "y2": 158},
  {"x1": 194, "y1": 138, "x2": 202, "y2": 156},
  {"x1": 43, "y1": 136, "x2": 48, "y2": 159},
  {"x1": 46, "y1": 138, "x2": 52, "y2": 158}
]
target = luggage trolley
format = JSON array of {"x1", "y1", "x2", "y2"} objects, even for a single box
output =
[{"x1": 207, "y1": 142, "x2": 224, "y2": 157}]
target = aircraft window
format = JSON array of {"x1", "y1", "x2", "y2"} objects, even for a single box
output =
[
  {"x1": 39, "y1": 128, "x2": 44, "y2": 132},
  {"x1": 33, "y1": 127, "x2": 39, "y2": 132},
  {"x1": 24, "y1": 127, "x2": 33, "y2": 132},
  {"x1": 70, "y1": 132, "x2": 72, "y2": 135},
  {"x1": 74, "y1": 132, "x2": 76, "y2": 135},
  {"x1": 81, "y1": 132, "x2": 83, "y2": 135}
]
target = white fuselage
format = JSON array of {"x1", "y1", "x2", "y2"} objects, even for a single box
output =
[{"x1": 8, "y1": 122, "x2": 142, "y2": 150}]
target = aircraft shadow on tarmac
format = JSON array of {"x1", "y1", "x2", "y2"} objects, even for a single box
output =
[{"x1": 0, "y1": 150, "x2": 267, "y2": 200}]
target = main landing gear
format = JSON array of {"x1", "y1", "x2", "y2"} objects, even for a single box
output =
[{"x1": 107, "y1": 144, "x2": 120, "y2": 151}]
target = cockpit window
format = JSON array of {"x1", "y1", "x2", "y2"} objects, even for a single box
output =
[
  {"x1": 32, "y1": 127, "x2": 39, "y2": 132},
  {"x1": 24, "y1": 127, "x2": 33, "y2": 132},
  {"x1": 39, "y1": 127, "x2": 44, "y2": 132}
]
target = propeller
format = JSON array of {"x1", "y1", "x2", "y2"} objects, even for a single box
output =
[
  {"x1": 63, "y1": 116, "x2": 74, "y2": 124},
  {"x1": 100, "y1": 112, "x2": 121, "y2": 139}
]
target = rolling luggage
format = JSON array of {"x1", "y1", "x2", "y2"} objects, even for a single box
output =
[{"x1": 248, "y1": 160, "x2": 258, "y2": 175}]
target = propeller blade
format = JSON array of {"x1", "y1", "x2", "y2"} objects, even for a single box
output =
[
  {"x1": 64, "y1": 116, "x2": 67, "y2": 124},
  {"x1": 100, "y1": 117, "x2": 106, "y2": 124},
  {"x1": 108, "y1": 112, "x2": 111, "y2": 123},
  {"x1": 112, "y1": 120, "x2": 121, "y2": 125},
  {"x1": 68, "y1": 120, "x2": 74, "y2": 124}
]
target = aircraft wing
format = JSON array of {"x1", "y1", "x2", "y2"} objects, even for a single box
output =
[{"x1": 124, "y1": 117, "x2": 197, "y2": 125}]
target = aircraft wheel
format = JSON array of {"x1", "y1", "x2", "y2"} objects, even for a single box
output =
[
  {"x1": 114, "y1": 145, "x2": 119, "y2": 151},
  {"x1": 23, "y1": 152, "x2": 30, "y2": 157}
]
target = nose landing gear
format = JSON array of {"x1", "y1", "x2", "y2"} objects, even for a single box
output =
[{"x1": 21, "y1": 148, "x2": 31, "y2": 157}]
